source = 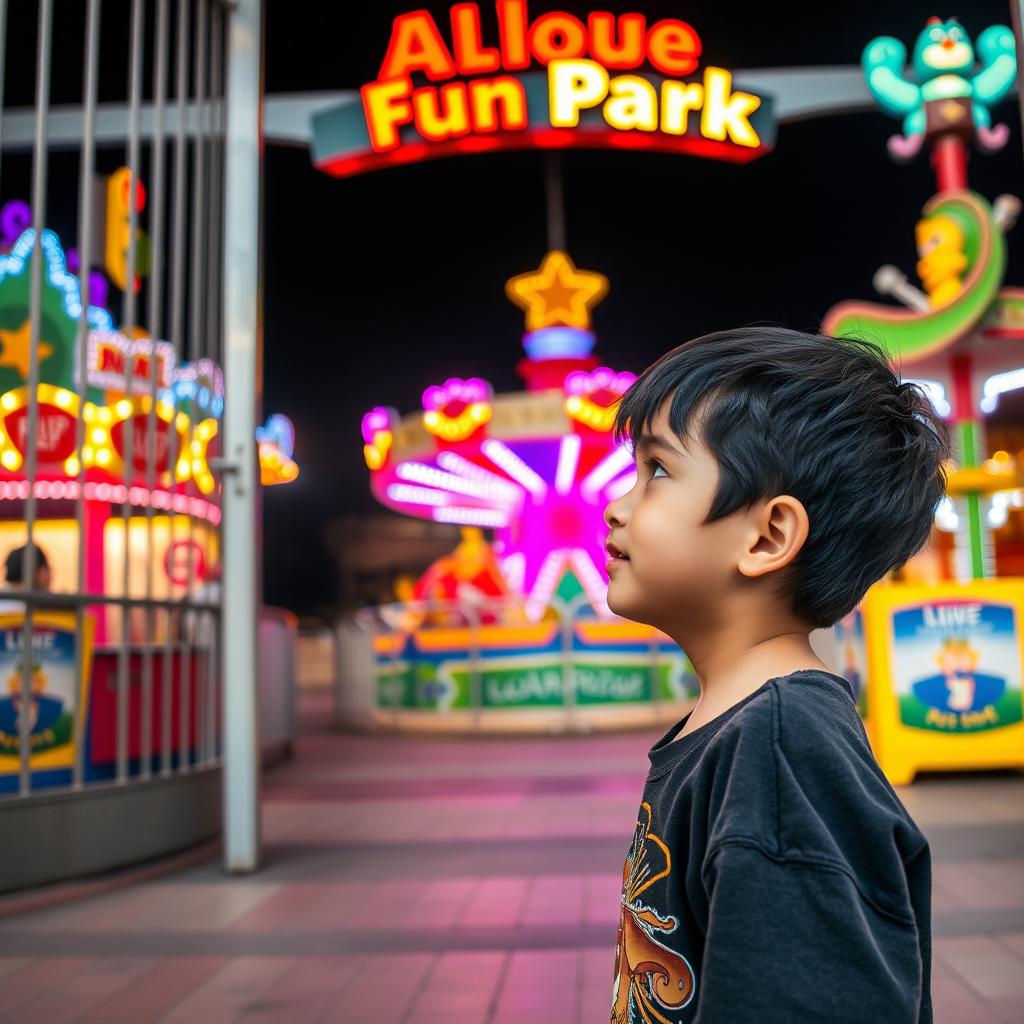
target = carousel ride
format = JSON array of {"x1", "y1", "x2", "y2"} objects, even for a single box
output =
[{"x1": 359, "y1": 251, "x2": 696, "y2": 727}]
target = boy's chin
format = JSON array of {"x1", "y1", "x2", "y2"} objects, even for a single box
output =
[{"x1": 606, "y1": 585, "x2": 655, "y2": 627}]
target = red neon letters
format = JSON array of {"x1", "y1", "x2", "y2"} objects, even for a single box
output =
[
  {"x1": 378, "y1": 4, "x2": 701, "y2": 81},
  {"x1": 355, "y1": 2, "x2": 770, "y2": 161}
]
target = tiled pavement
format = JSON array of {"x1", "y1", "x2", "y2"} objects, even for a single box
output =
[{"x1": 0, "y1": 693, "x2": 1022, "y2": 1022}]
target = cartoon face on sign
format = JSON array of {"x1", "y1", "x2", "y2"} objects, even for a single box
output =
[
  {"x1": 934, "y1": 637, "x2": 981, "y2": 712},
  {"x1": 892, "y1": 602, "x2": 1024, "y2": 733},
  {"x1": 1, "y1": 664, "x2": 60, "y2": 733}
]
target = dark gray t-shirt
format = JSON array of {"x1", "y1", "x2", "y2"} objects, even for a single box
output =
[{"x1": 611, "y1": 668, "x2": 931, "y2": 1023}]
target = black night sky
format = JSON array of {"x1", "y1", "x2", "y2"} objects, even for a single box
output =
[
  {"x1": 259, "y1": 1, "x2": 1024, "y2": 618},
  {"x1": 10, "y1": 2, "x2": 1024, "y2": 618}
]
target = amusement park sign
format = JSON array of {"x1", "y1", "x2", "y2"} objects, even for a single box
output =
[{"x1": 311, "y1": 2, "x2": 776, "y2": 177}]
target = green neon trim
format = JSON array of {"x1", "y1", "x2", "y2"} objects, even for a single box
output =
[{"x1": 965, "y1": 491, "x2": 987, "y2": 580}]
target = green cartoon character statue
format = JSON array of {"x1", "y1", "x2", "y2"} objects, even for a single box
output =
[{"x1": 863, "y1": 17, "x2": 1016, "y2": 160}]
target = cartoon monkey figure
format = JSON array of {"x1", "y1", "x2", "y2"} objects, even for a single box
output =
[{"x1": 863, "y1": 17, "x2": 1016, "y2": 160}]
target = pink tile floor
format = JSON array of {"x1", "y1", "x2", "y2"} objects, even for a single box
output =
[{"x1": 0, "y1": 692, "x2": 1022, "y2": 1022}]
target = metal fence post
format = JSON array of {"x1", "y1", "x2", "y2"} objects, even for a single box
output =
[
  {"x1": 465, "y1": 603, "x2": 482, "y2": 732},
  {"x1": 221, "y1": 0, "x2": 263, "y2": 874}
]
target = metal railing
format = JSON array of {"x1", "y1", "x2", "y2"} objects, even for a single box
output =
[
  {"x1": 335, "y1": 594, "x2": 696, "y2": 733},
  {"x1": 0, "y1": 0, "x2": 232, "y2": 801}
]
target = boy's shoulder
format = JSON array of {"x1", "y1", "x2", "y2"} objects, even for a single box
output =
[
  {"x1": 708, "y1": 667, "x2": 865, "y2": 762},
  {"x1": 702, "y1": 669, "x2": 925, "y2": 863},
  {"x1": 699, "y1": 668, "x2": 897, "y2": 816}
]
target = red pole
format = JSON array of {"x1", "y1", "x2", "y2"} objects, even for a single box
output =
[
  {"x1": 931, "y1": 136, "x2": 969, "y2": 192},
  {"x1": 951, "y1": 353, "x2": 975, "y2": 424}
]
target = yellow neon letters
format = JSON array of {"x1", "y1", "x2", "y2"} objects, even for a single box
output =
[{"x1": 548, "y1": 59, "x2": 761, "y2": 146}]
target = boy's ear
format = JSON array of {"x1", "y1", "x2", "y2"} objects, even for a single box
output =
[{"x1": 736, "y1": 495, "x2": 809, "y2": 579}]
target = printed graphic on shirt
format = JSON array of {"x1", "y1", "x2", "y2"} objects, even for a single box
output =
[{"x1": 611, "y1": 801, "x2": 696, "y2": 1024}]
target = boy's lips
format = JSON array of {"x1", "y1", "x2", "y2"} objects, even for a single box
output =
[{"x1": 605, "y1": 539, "x2": 629, "y2": 563}]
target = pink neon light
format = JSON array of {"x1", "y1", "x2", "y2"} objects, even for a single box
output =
[
  {"x1": 366, "y1": 359, "x2": 635, "y2": 617},
  {"x1": 563, "y1": 366, "x2": 637, "y2": 402},
  {"x1": 0, "y1": 478, "x2": 219, "y2": 522},
  {"x1": 421, "y1": 376, "x2": 492, "y2": 413},
  {"x1": 361, "y1": 406, "x2": 396, "y2": 444},
  {"x1": 555, "y1": 434, "x2": 581, "y2": 496}
]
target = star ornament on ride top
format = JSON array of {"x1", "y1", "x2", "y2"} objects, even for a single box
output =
[{"x1": 506, "y1": 251, "x2": 609, "y2": 332}]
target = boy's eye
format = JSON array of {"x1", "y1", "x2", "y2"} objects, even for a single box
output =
[{"x1": 644, "y1": 458, "x2": 668, "y2": 479}]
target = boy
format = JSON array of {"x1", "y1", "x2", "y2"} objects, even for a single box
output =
[{"x1": 605, "y1": 327, "x2": 948, "y2": 1023}]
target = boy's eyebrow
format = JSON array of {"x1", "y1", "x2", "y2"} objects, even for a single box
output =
[{"x1": 633, "y1": 432, "x2": 688, "y2": 460}]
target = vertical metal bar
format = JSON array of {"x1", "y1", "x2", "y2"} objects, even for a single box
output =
[
  {"x1": 199, "y1": 606, "x2": 209, "y2": 761},
  {"x1": 164, "y1": 0, "x2": 190, "y2": 777},
  {"x1": 141, "y1": 0, "x2": 170, "y2": 782},
  {"x1": 544, "y1": 152, "x2": 566, "y2": 252},
  {"x1": 72, "y1": 0, "x2": 102, "y2": 790},
  {"x1": 180, "y1": 0, "x2": 209, "y2": 776},
  {"x1": 205, "y1": 15, "x2": 224, "y2": 774},
  {"x1": 206, "y1": 5, "x2": 223, "y2": 368},
  {"x1": 222, "y1": 0, "x2": 263, "y2": 871},
  {"x1": 468, "y1": 603, "x2": 481, "y2": 733},
  {"x1": 564, "y1": 597, "x2": 581, "y2": 732},
  {"x1": 215, "y1": 597, "x2": 223, "y2": 759},
  {"x1": 189, "y1": 0, "x2": 208, "y2": 366},
  {"x1": 148, "y1": 0, "x2": 170, "y2": 346},
  {"x1": 170, "y1": 0, "x2": 190, "y2": 351},
  {"x1": 209, "y1": 4, "x2": 224, "y2": 762},
  {"x1": 0, "y1": 0, "x2": 8, "y2": 201},
  {"x1": 388, "y1": 608, "x2": 401, "y2": 728},
  {"x1": 116, "y1": 0, "x2": 145, "y2": 785},
  {"x1": 201, "y1": 4, "x2": 222, "y2": 765},
  {"x1": 19, "y1": 0, "x2": 54, "y2": 798}
]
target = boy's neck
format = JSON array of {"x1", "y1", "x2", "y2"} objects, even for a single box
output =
[{"x1": 673, "y1": 627, "x2": 832, "y2": 738}]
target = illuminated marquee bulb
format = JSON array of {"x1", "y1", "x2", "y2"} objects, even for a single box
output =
[
  {"x1": 257, "y1": 415, "x2": 300, "y2": 486},
  {"x1": 564, "y1": 367, "x2": 637, "y2": 432},
  {"x1": 433, "y1": 505, "x2": 509, "y2": 527},
  {"x1": 361, "y1": 405, "x2": 398, "y2": 470},
  {"x1": 421, "y1": 377, "x2": 493, "y2": 442}
]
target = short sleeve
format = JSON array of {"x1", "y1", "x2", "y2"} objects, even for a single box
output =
[{"x1": 695, "y1": 841, "x2": 925, "y2": 1023}]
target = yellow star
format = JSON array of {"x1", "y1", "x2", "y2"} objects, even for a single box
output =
[
  {"x1": 0, "y1": 319, "x2": 55, "y2": 380},
  {"x1": 506, "y1": 251, "x2": 609, "y2": 332}
]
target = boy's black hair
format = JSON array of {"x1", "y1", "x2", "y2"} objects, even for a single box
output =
[{"x1": 613, "y1": 327, "x2": 951, "y2": 628}]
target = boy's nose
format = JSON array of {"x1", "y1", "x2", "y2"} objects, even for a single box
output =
[{"x1": 604, "y1": 500, "x2": 626, "y2": 529}]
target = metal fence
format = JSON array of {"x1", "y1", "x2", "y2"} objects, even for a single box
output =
[
  {"x1": 0, "y1": 0, "x2": 231, "y2": 800},
  {"x1": 335, "y1": 594, "x2": 696, "y2": 733}
]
